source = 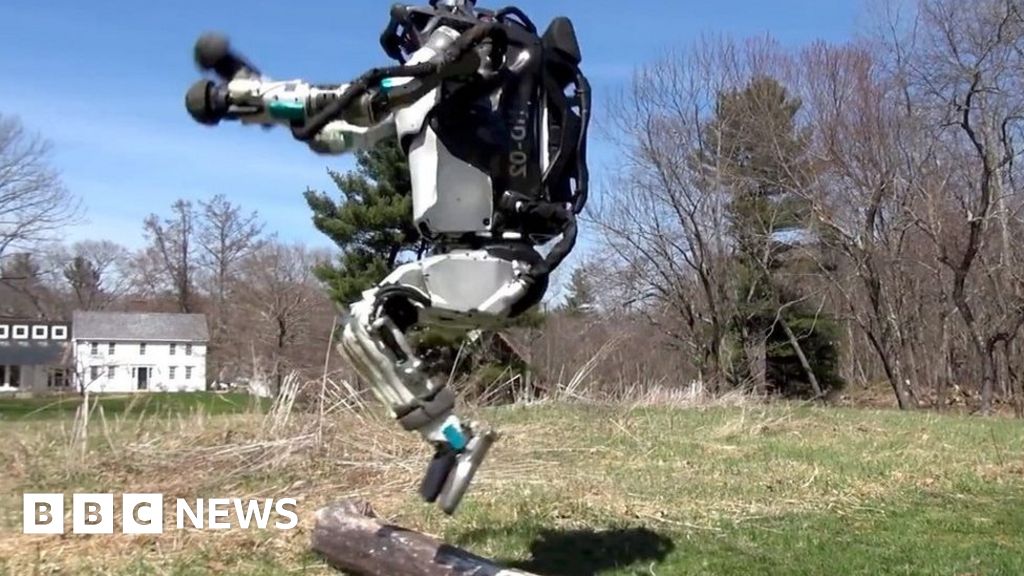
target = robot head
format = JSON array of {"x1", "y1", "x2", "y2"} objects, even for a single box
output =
[
  {"x1": 382, "y1": 1, "x2": 489, "y2": 62},
  {"x1": 431, "y1": 0, "x2": 477, "y2": 10}
]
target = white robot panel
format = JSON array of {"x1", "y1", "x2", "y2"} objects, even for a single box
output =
[{"x1": 407, "y1": 126, "x2": 494, "y2": 236}]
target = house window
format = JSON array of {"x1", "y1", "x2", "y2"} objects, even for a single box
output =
[
  {"x1": 51, "y1": 326, "x2": 67, "y2": 340},
  {"x1": 140, "y1": 343, "x2": 146, "y2": 355},
  {"x1": 0, "y1": 325, "x2": 7, "y2": 339},
  {"x1": 47, "y1": 368, "x2": 67, "y2": 388},
  {"x1": 185, "y1": 367, "x2": 193, "y2": 379},
  {"x1": 32, "y1": 325, "x2": 47, "y2": 339},
  {"x1": 186, "y1": 344, "x2": 193, "y2": 356},
  {"x1": 109, "y1": 343, "x2": 115, "y2": 355},
  {"x1": 169, "y1": 366, "x2": 176, "y2": 379},
  {"x1": 90, "y1": 342, "x2": 99, "y2": 356},
  {"x1": 13, "y1": 325, "x2": 28, "y2": 339},
  {"x1": 107, "y1": 366, "x2": 115, "y2": 379},
  {"x1": 8, "y1": 366, "x2": 20, "y2": 388},
  {"x1": 170, "y1": 343, "x2": 176, "y2": 355},
  {"x1": 90, "y1": 366, "x2": 100, "y2": 381}
]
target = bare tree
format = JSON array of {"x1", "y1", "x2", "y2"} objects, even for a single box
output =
[
  {"x1": 142, "y1": 200, "x2": 197, "y2": 313},
  {"x1": 0, "y1": 114, "x2": 80, "y2": 262},
  {"x1": 592, "y1": 40, "x2": 743, "y2": 387},
  {"x1": 50, "y1": 240, "x2": 132, "y2": 311},
  {"x1": 0, "y1": 252, "x2": 57, "y2": 318},
  {"x1": 593, "y1": 36, "x2": 837, "y2": 395},
  {"x1": 232, "y1": 242, "x2": 331, "y2": 394},
  {"x1": 770, "y1": 0, "x2": 1024, "y2": 413},
  {"x1": 197, "y1": 194, "x2": 265, "y2": 307},
  {"x1": 795, "y1": 41, "x2": 924, "y2": 409},
  {"x1": 891, "y1": 0, "x2": 1024, "y2": 413}
]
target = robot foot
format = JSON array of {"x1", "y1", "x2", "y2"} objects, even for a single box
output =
[
  {"x1": 420, "y1": 446, "x2": 457, "y2": 503},
  {"x1": 418, "y1": 423, "x2": 499, "y2": 515},
  {"x1": 439, "y1": 426, "x2": 498, "y2": 515}
]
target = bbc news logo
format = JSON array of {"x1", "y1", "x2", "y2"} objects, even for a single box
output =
[{"x1": 23, "y1": 493, "x2": 299, "y2": 535}]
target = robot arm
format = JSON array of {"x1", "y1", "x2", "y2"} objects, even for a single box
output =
[
  {"x1": 189, "y1": 74, "x2": 393, "y2": 154},
  {"x1": 231, "y1": 77, "x2": 403, "y2": 154},
  {"x1": 183, "y1": 34, "x2": 397, "y2": 154},
  {"x1": 184, "y1": 24, "x2": 505, "y2": 154}
]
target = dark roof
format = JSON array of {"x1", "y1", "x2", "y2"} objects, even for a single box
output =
[
  {"x1": 0, "y1": 317, "x2": 69, "y2": 326},
  {"x1": 0, "y1": 341, "x2": 69, "y2": 365},
  {"x1": 72, "y1": 311, "x2": 209, "y2": 342}
]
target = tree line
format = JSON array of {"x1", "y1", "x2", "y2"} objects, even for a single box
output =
[
  {"x1": 577, "y1": 0, "x2": 1024, "y2": 415},
  {"x1": 0, "y1": 191, "x2": 336, "y2": 391},
  {"x1": 0, "y1": 112, "x2": 353, "y2": 392},
  {"x1": 5, "y1": 0, "x2": 1024, "y2": 415}
]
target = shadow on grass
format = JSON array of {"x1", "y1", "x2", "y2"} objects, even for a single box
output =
[{"x1": 463, "y1": 526, "x2": 675, "y2": 576}]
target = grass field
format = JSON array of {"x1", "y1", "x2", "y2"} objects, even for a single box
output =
[
  {"x1": 1, "y1": 392, "x2": 1022, "y2": 575},
  {"x1": 0, "y1": 392, "x2": 270, "y2": 421}
]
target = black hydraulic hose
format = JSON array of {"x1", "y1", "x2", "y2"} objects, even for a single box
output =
[
  {"x1": 495, "y1": 7, "x2": 536, "y2": 33},
  {"x1": 530, "y1": 211, "x2": 577, "y2": 283},
  {"x1": 293, "y1": 22, "x2": 508, "y2": 142},
  {"x1": 573, "y1": 70, "x2": 592, "y2": 214},
  {"x1": 446, "y1": 22, "x2": 508, "y2": 66},
  {"x1": 292, "y1": 62, "x2": 439, "y2": 141}
]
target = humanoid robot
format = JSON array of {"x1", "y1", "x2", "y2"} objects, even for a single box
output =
[{"x1": 184, "y1": 0, "x2": 590, "y2": 515}]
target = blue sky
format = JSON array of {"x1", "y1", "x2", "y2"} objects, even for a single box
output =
[{"x1": 0, "y1": 0, "x2": 863, "y2": 256}]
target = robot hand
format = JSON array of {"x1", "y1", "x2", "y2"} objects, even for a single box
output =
[{"x1": 183, "y1": 34, "x2": 372, "y2": 144}]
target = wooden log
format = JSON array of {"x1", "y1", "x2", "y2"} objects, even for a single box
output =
[{"x1": 312, "y1": 499, "x2": 539, "y2": 576}]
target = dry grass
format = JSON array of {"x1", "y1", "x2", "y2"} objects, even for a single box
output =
[
  {"x1": 0, "y1": 373, "x2": 416, "y2": 574},
  {"x1": 1, "y1": 373, "x2": 1023, "y2": 575}
]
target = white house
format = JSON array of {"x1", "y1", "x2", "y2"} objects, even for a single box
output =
[
  {"x1": 71, "y1": 311, "x2": 209, "y2": 393},
  {"x1": 0, "y1": 319, "x2": 72, "y2": 393}
]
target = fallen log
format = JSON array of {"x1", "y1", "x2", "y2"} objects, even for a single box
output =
[{"x1": 311, "y1": 499, "x2": 539, "y2": 576}]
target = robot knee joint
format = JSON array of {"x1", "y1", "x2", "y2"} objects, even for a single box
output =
[{"x1": 336, "y1": 294, "x2": 456, "y2": 433}]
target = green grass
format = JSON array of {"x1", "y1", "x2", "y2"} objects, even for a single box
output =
[
  {"x1": 0, "y1": 391, "x2": 269, "y2": 421},
  {"x1": 427, "y1": 404, "x2": 1024, "y2": 576},
  {"x1": 442, "y1": 489, "x2": 1024, "y2": 576},
  {"x1": 2, "y1": 401, "x2": 1023, "y2": 575}
]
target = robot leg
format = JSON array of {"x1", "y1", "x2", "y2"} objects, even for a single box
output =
[{"x1": 338, "y1": 287, "x2": 496, "y2": 515}]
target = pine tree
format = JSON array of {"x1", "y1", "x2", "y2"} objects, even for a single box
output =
[
  {"x1": 707, "y1": 75, "x2": 811, "y2": 255},
  {"x1": 303, "y1": 137, "x2": 422, "y2": 307},
  {"x1": 703, "y1": 75, "x2": 844, "y2": 398},
  {"x1": 563, "y1": 265, "x2": 596, "y2": 315},
  {"x1": 63, "y1": 255, "x2": 102, "y2": 310}
]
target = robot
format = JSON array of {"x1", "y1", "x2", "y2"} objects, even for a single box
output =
[{"x1": 184, "y1": 0, "x2": 590, "y2": 515}]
